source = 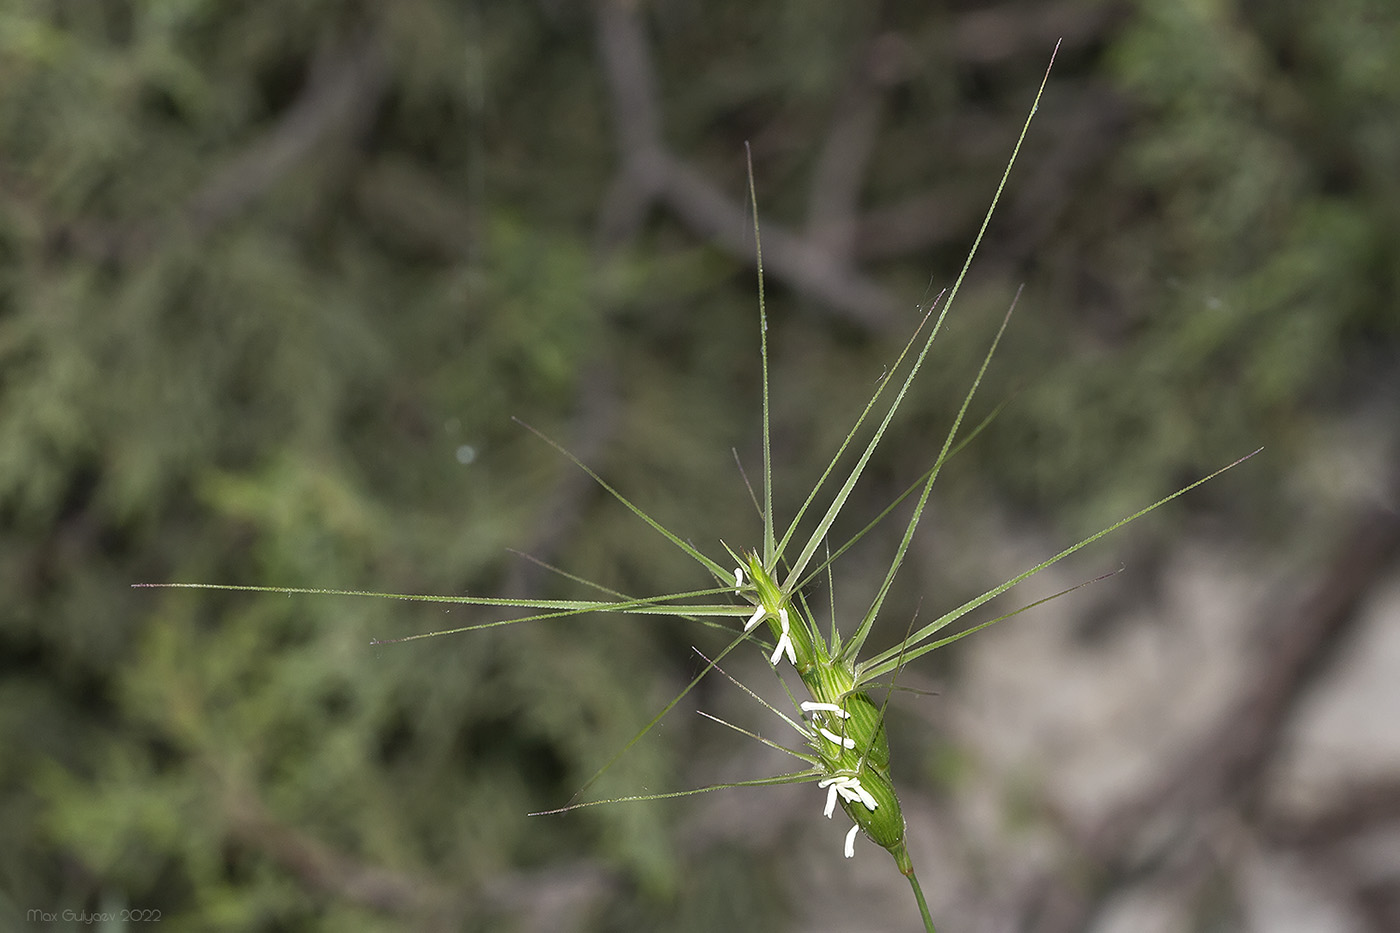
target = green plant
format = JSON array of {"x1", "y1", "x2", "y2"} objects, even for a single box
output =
[{"x1": 138, "y1": 45, "x2": 1257, "y2": 931}]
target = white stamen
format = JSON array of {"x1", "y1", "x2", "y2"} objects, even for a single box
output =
[
  {"x1": 772, "y1": 608, "x2": 796, "y2": 665},
  {"x1": 844, "y1": 824, "x2": 859, "y2": 858},
  {"x1": 744, "y1": 605, "x2": 765, "y2": 631},
  {"x1": 819, "y1": 775, "x2": 878, "y2": 814},
  {"x1": 771, "y1": 630, "x2": 795, "y2": 666},
  {"x1": 819, "y1": 727, "x2": 856, "y2": 749},
  {"x1": 848, "y1": 780, "x2": 878, "y2": 811},
  {"x1": 823, "y1": 783, "x2": 838, "y2": 818},
  {"x1": 800, "y1": 701, "x2": 850, "y2": 718},
  {"x1": 734, "y1": 568, "x2": 744, "y2": 592}
]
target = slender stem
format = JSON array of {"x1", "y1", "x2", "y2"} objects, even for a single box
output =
[
  {"x1": 892, "y1": 840, "x2": 936, "y2": 931},
  {"x1": 907, "y1": 868, "x2": 936, "y2": 933}
]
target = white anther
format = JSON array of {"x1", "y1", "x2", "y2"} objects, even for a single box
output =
[
  {"x1": 744, "y1": 605, "x2": 765, "y2": 632},
  {"x1": 771, "y1": 630, "x2": 795, "y2": 667},
  {"x1": 818, "y1": 775, "x2": 877, "y2": 813},
  {"x1": 819, "y1": 727, "x2": 856, "y2": 749},
  {"x1": 844, "y1": 824, "x2": 859, "y2": 858},
  {"x1": 734, "y1": 567, "x2": 744, "y2": 592},
  {"x1": 847, "y1": 780, "x2": 878, "y2": 811},
  {"x1": 800, "y1": 702, "x2": 850, "y2": 718},
  {"x1": 818, "y1": 777, "x2": 847, "y2": 818}
]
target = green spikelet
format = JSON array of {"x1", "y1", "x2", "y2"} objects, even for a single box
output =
[
  {"x1": 837, "y1": 762, "x2": 905, "y2": 853},
  {"x1": 135, "y1": 41, "x2": 1263, "y2": 933},
  {"x1": 740, "y1": 556, "x2": 903, "y2": 857}
]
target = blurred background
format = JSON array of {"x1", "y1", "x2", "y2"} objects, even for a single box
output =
[{"x1": 3, "y1": 1, "x2": 1398, "y2": 930}]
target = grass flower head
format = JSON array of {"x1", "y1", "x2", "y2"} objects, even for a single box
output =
[{"x1": 138, "y1": 42, "x2": 1258, "y2": 932}]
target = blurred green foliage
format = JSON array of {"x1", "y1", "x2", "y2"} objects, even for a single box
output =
[{"x1": 1, "y1": 1, "x2": 1396, "y2": 929}]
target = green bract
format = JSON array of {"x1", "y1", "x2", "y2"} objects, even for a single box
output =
[{"x1": 838, "y1": 762, "x2": 904, "y2": 853}]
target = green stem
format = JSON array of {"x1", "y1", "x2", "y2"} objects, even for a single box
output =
[
  {"x1": 907, "y1": 869, "x2": 936, "y2": 933},
  {"x1": 892, "y1": 841, "x2": 936, "y2": 932}
]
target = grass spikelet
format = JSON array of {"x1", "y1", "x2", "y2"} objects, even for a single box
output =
[{"x1": 135, "y1": 41, "x2": 1259, "y2": 931}]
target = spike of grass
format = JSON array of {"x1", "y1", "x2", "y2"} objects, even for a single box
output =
[{"x1": 134, "y1": 40, "x2": 1262, "y2": 933}]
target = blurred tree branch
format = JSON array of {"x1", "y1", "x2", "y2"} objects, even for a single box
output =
[
  {"x1": 12, "y1": 31, "x2": 388, "y2": 265},
  {"x1": 183, "y1": 32, "x2": 387, "y2": 237},
  {"x1": 593, "y1": 0, "x2": 900, "y2": 331}
]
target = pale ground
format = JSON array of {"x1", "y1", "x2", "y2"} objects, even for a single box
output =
[{"x1": 775, "y1": 521, "x2": 1399, "y2": 932}]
